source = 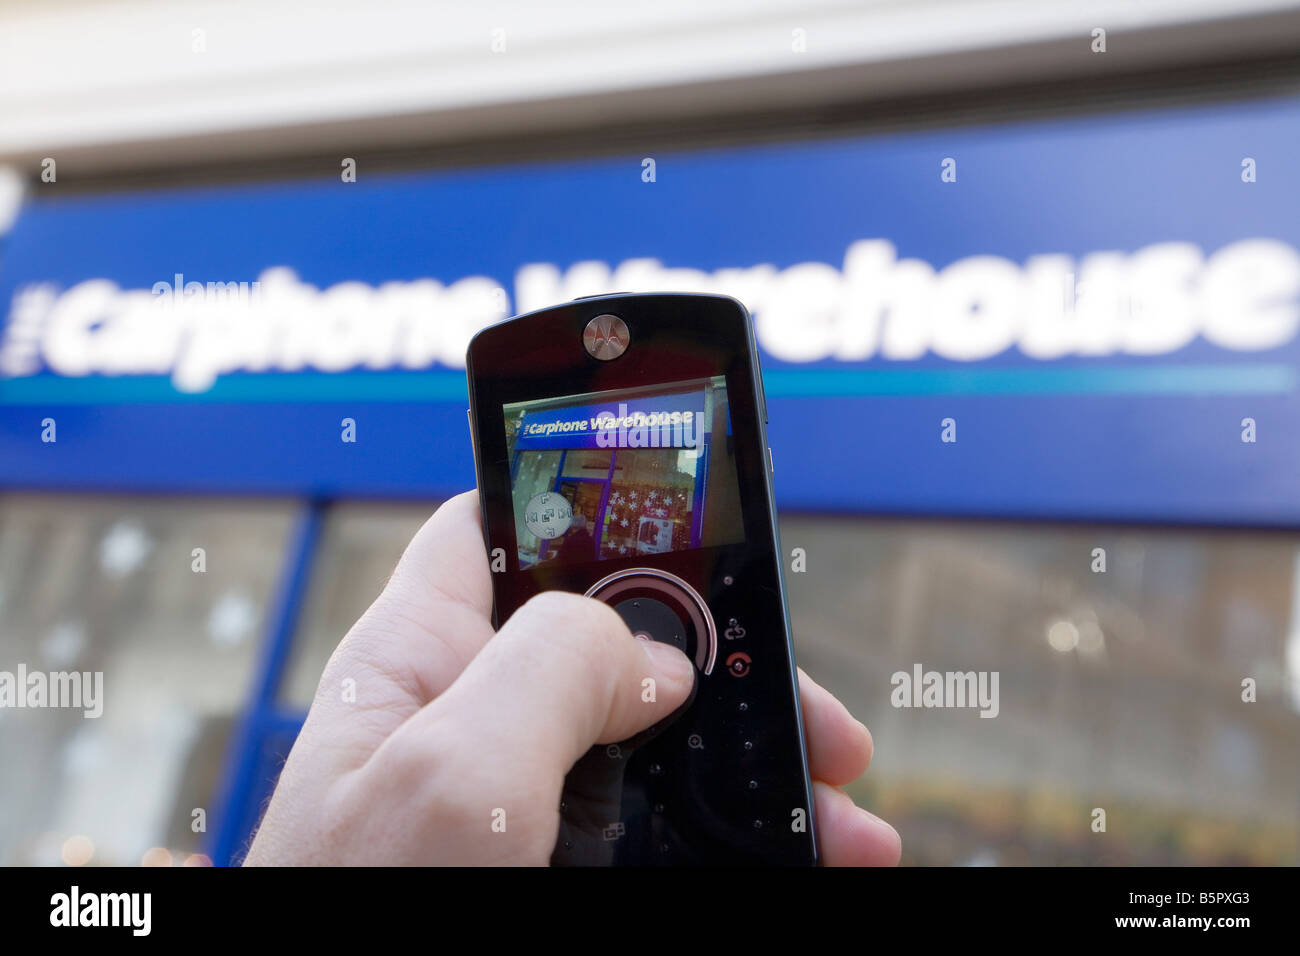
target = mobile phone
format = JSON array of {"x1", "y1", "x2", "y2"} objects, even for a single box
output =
[{"x1": 465, "y1": 292, "x2": 818, "y2": 865}]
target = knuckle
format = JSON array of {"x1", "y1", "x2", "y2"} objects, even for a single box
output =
[
  {"x1": 362, "y1": 723, "x2": 559, "y2": 863},
  {"x1": 317, "y1": 778, "x2": 366, "y2": 854},
  {"x1": 326, "y1": 621, "x2": 424, "y2": 704},
  {"x1": 370, "y1": 724, "x2": 474, "y2": 823}
]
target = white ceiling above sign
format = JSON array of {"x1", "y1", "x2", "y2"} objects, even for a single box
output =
[{"x1": 1, "y1": 0, "x2": 1297, "y2": 174}]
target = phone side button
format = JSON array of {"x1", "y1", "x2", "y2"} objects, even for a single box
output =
[{"x1": 767, "y1": 446, "x2": 774, "y2": 475}]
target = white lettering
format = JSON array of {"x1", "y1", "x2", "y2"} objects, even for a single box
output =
[{"x1": 4, "y1": 238, "x2": 1298, "y2": 394}]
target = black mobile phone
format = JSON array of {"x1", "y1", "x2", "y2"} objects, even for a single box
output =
[{"x1": 465, "y1": 292, "x2": 818, "y2": 865}]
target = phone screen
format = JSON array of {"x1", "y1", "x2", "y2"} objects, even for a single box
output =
[{"x1": 503, "y1": 375, "x2": 746, "y2": 569}]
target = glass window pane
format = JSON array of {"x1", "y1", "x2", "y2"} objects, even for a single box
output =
[
  {"x1": 600, "y1": 450, "x2": 697, "y2": 560},
  {"x1": 560, "y1": 449, "x2": 612, "y2": 478},
  {"x1": 0, "y1": 493, "x2": 295, "y2": 866},
  {"x1": 280, "y1": 501, "x2": 440, "y2": 710},
  {"x1": 511, "y1": 451, "x2": 561, "y2": 566},
  {"x1": 780, "y1": 515, "x2": 1300, "y2": 865}
]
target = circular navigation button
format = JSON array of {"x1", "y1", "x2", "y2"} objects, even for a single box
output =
[
  {"x1": 522, "y1": 491, "x2": 572, "y2": 540},
  {"x1": 613, "y1": 596, "x2": 688, "y2": 656},
  {"x1": 584, "y1": 568, "x2": 718, "y2": 675}
]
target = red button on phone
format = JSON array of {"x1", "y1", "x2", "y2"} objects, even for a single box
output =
[{"x1": 726, "y1": 652, "x2": 752, "y2": 677}]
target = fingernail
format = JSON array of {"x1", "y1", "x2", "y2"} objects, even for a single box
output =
[
  {"x1": 858, "y1": 806, "x2": 899, "y2": 837},
  {"x1": 640, "y1": 639, "x2": 695, "y2": 683}
]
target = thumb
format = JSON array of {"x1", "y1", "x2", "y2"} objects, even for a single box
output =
[{"x1": 393, "y1": 590, "x2": 696, "y2": 780}]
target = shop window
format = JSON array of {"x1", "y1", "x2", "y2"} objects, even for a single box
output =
[
  {"x1": 559, "y1": 449, "x2": 612, "y2": 479},
  {"x1": 600, "y1": 449, "x2": 697, "y2": 559},
  {"x1": 280, "y1": 501, "x2": 440, "y2": 710},
  {"x1": 779, "y1": 514, "x2": 1300, "y2": 865},
  {"x1": 0, "y1": 493, "x2": 294, "y2": 866},
  {"x1": 511, "y1": 451, "x2": 562, "y2": 566}
]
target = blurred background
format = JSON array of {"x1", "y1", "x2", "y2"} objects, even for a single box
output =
[{"x1": 2, "y1": 0, "x2": 1300, "y2": 866}]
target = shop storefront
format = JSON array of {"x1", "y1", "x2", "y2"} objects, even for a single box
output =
[{"x1": 2, "y1": 89, "x2": 1299, "y2": 866}]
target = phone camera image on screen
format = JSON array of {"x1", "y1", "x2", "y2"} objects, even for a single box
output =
[{"x1": 504, "y1": 375, "x2": 744, "y2": 570}]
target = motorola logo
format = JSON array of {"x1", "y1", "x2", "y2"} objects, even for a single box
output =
[{"x1": 583, "y1": 314, "x2": 630, "y2": 360}]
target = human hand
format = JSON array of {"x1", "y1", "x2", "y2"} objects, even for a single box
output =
[{"x1": 244, "y1": 490, "x2": 900, "y2": 866}]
